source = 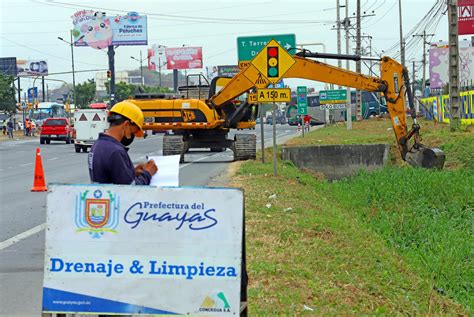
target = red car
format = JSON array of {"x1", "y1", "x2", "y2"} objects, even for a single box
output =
[{"x1": 40, "y1": 117, "x2": 73, "y2": 144}]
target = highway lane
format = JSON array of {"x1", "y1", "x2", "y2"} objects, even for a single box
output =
[{"x1": 0, "y1": 124, "x2": 302, "y2": 316}]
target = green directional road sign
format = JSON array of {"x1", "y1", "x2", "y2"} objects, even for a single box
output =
[
  {"x1": 319, "y1": 89, "x2": 347, "y2": 104},
  {"x1": 297, "y1": 86, "x2": 308, "y2": 115},
  {"x1": 237, "y1": 34, "x2": 296, "y2": 63}
]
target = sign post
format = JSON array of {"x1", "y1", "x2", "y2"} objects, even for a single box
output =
[
  {"x1": 319, "y1": 89, "x2": 347, "y2": 125},
  {"x1": 297, "y1": 86, "x2": 308, "y2": 137},
  {"x1": 237, "y1": 34, "x2": 296, "y2": 68},
  {"x1": 249, "y1": 39, "x2": 295, "y2": 176}
]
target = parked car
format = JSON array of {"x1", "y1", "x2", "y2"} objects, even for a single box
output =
[{"x1": 40, "y1": 117, "x2": 73, "y2": 144}]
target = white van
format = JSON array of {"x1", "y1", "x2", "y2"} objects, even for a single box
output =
[{"x1": 73, "y1": 109, "x2": 109, "y2": 153}]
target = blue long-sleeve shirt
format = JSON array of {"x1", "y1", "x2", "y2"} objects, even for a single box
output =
[{"x1": 88, "y1": 133, "x2": 151, "y2": 185}]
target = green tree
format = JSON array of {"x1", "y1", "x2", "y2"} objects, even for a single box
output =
[
  {"x1": 75, "y1": 79, "x2": 96, "y2": 108},
  {"x1": 0, "y1": 73, "x2": 17, "y2": 112},
  {"x1": 142, "y1": 85, "x2": 172, "y2": 94}
]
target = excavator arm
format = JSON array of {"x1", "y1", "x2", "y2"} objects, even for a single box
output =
[{"x1": 209, "y1": 53, "x2": 445, "y2": 169}]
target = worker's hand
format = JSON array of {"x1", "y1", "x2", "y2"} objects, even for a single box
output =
[
  {"x1": 143, "y1": 159, "x2": 158, "y2": 176},
  {"x1": 134, "y1": 163, "x2": 145, "y2": 176}
]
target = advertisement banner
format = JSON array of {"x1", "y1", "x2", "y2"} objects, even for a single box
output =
[
  {"x1": 148, "y1": 45, "x2": 166, "y2": 71},
  {"x1": 165, "y1": 47, "x2": 203, "y2": 70},
  {"x1": 42, "y1": 184, "x2": 243, "y2": 315},
  {"x1": 429, "y1": 45, "x2": 474, "y2": 88},
  {"x1": 148, "y1": 48, "x2": 156, "y2": 70},
  {"x1": 27, "y1": 87, "x2": 38, "y2": 103},
  {"x1": 458, "y1": 0, "x2": 474, "y2": 35},
  {"x1": 217, "y1": 65, "x2": 240, "y2": 77},
  {"x1": 72, "y1": 10, "x2": 147, "y2": 49},
  {"x1": 17, "y1": 59, "x2": 48, "y2": 76}
]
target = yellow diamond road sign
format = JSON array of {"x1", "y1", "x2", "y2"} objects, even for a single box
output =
[
  {"x1": 250, "y1": 39, "x2": 295, "y2": 84},
  {"x1": 243, "y1": 64, "x2": 270, "y2": 89}
]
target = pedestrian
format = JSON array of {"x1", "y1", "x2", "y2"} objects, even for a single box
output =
[
  {"x1": 7, "y1": 120, "x2": 13, "y2": 138},
  {"x1": 304, "y1": 114, "x2": 311, "y2": 132},
  {"x1": 25, "y1": 118, "x2": 30, "y2": 136},
  {"x1": 88, "y1": 101, "x2": 158, "y2": 185},
  {"x1": 30, "y1": 120, "x2": 36, "y2": 136},
  {"x1": 1, "y1": 120, "x2": 6, "y2": 135}
]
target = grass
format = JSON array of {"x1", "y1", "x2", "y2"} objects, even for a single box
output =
[{"x1": 228, "y1": 118, "x2": 473, "y2": 314}]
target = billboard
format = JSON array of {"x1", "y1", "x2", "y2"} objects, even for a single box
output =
[
  {"x1": 71, "y1": 10, "x2": 147, "y2": 49},
  {"x1": 217, "y1": 65, "x2": 240, "y2": 77},
  {"x1": 42, "y1": 184, "x2": 243, "y2": 315},
  {"x1": 0, "y1": 57, "x2": 17, "y2": 76},
  {"x1": 147, "y1": 45, "x2": 166, "y2": 71},
  {"x1": 458, "y1": 0, "x2": 474, "y2": 35},
  {"x1": 17, "y1": 59, "x2": 48, "y2": 76},
  {"x1": 429, "y1": 45, "x2": 474, "y2": 88},
  {"x1": 165, "y1": 47, "x2": 203, "y2": 70}
]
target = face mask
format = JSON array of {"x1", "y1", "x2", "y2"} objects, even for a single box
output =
[
  {"x1": 120, "y1": 123, "x2": 135, "y2": 146},
  {"x1": 120, "y1": 133, "x2": 135, "y2": 146}
]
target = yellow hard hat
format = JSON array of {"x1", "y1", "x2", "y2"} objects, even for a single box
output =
[{"x1": 109, "y1": 101, "x2": 144, "y2": 137}]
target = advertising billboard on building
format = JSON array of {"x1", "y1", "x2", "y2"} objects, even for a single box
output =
[
  {"x1": 429, "y1": 44, "x2": 474, "y2": 89},
  {"x1": 458, "y1": 0, "x2": 474, "y2": 35},
  {"x1": 17, "y1": 59, "x2": 48, "y2": 76},
  {"x1": 71, "y1": 10, "x2": 147, "y2": 49},
  {"x1": 42, "y1": 185, "x2": 243, "y2": 315},
  {"x1": 165, "y1": 47, "x2": 203, "y2": 70}
]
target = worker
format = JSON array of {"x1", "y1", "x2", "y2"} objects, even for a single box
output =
[
  {"x1": 88, "y1": 101, "x2": 158, "y2": 185},
  {"x1": 25, "y1": 118, "x2": 31, "y2": 136}
]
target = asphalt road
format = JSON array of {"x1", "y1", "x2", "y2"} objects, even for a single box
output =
[{"x1": 0, "y1": 124, "x2": 302, "y2": 316}]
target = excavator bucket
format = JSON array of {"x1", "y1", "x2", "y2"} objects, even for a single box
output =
[{"x1": 405, "y1": 146, "x2": 446, "y2": 169}]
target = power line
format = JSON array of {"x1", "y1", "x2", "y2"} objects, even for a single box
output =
[{"x1": 0, "y1": 36, "x2": 105, "y2": 68}]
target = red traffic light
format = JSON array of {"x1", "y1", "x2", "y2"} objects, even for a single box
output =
[{"x1": 268, "y1": 47, "x2": 278, "y2": 57}]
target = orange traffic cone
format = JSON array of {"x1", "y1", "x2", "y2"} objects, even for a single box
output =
[{"x1": 31, "y1": 147, "x2": 47, "y2": 192}]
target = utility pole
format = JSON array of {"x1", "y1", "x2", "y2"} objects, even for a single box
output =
[
  {"x1": 336, "y1": 0, "x2": 342, "y2": 72},
  {"x1": 344, "y1": 0, "x2": 352, "y2": 130},
  {"x1": 131, "y1": 50, "x2": 146, "y2": 86},
  {"x1": 447, "y1": 0, "x2": 460, "y2": 129},
  {"x1": 398, "y1": 0, "x2": 405, "y2": 66},
  {"x1": 356, "y1": 0, "x2": 362, "y2": 120},
  {"x1": 412, "y1": 60, "x2": 419, "y2": 113},
  {"x1": 413, "y1": 31, "x2": 434, "y2": 96},
  {"x1": 108, "y1": 45, "x2": 116, "y2": 106}
]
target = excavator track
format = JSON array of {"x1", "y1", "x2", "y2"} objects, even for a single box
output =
[
  {"x1": 233, "y1": 134, "x2": 256, "y2": 161},
  {"x1": 163, "y1": 135, "x2": 185, "y2": 159}
]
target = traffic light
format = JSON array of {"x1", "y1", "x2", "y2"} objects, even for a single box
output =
[
  {"x1": 107, "y1": 70, "x2": 112, "y2": 79},
  {"x1": 267, "y1": 46, "x2": 279, "y2": 78}
]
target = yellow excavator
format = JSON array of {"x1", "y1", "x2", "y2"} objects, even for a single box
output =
[{"x1": 129, "y1": 50, "x2": 445, "y2": 169}]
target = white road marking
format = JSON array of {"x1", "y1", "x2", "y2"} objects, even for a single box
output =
[
  {"x1": 180, "y1": 154, "x2": 215, "y2": 168},
  {"x1": 19, "y1": 163, "x2": 32, "y2": 167},
  {"x1": 0, "y1": 223, "x2": 46, "y2": 251},
  {"x1": 48, "y1": 157, "x2": 58, "y2": 161}
]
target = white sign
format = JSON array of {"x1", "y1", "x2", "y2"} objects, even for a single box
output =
[
  {"x1": 320, "y1": 104, "x2": 348, "y2": 110},
  {"x1": 42, "y1": 184, "x2": 243, "y2": 315}
]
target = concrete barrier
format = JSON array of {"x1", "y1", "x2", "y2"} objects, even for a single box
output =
[{"x1": 281, "y1": 143, "x2": 390, "y2": 180}]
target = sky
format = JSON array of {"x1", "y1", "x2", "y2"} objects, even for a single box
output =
[{"x1": 0, "y1": 0, "x2": 464, "y2": 94}]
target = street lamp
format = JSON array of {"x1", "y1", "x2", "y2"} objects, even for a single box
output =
[
  {"x1": 130, "y1": 51, "x2": 147, "y2": 86},
  {"x1": 58, "y1": 31, "x2": 83, "y2": 107},
  {"x1": 156, "y1": 45, "x2": 166, "y2": 87}
]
